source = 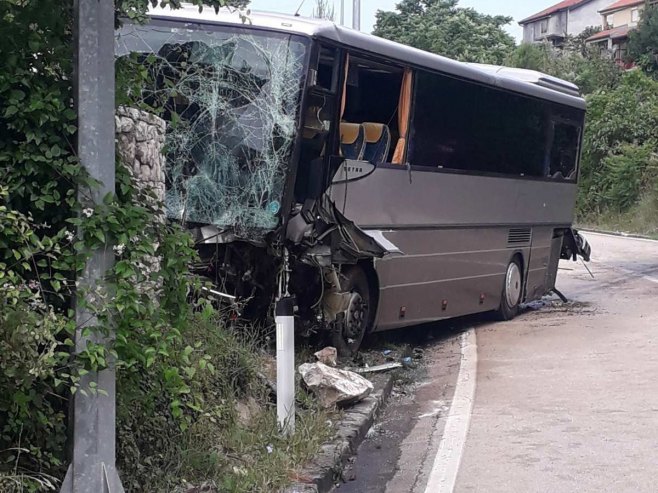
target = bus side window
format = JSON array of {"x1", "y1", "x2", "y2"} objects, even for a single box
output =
[
  {"x1": 341, "y1": 55, "x2": 404, "y2": 164},
  {"x1": 409, "y1": 70, "x2": 547, "y2": 177},
  {"x1": 312, "y1": 46, "x2": 340, "y2": 93},
  {"x1": 549, "y1": 123, "x2": 580, "y2": 180},
  {"x1": 295, "y1": 46, "x2": 340, "y2": 202}
]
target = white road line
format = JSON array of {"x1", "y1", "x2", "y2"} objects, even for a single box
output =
[{"x1": 424, "y1": 329, "x2": 478, "y2": 493}]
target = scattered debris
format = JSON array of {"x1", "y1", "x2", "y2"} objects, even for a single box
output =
[
  {"x1": 182, "y1": 481, "x2": 218, "y2": 493},
  {"x1": 401, "y1": 357, "x2": 413, "y2": 368},
  {"x1": 382, "y1": 349, "x2": 393, "y2": 356},
  {"x1": 314, "y1": 346, "x2": 338, "y2": 366},
  {"x1": 354, "y1": 362, "x2": 403, "y2": 374},
  {"x1": 299, "y1": 362, "x2": 374, "y2": 408}
]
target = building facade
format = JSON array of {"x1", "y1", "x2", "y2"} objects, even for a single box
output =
[
  {"x1": 520, "y1": 0, "x2": 612, "y2": 46},
  {"x1": 586, "y1": 0, "x2": 655, "y2": 65}
]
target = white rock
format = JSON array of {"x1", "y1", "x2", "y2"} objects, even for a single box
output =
[
  {"x1": 314, "y1": 346, "x2": 338, "y2": 366},
  {"x1": 299, "y1": 362, "x2": 373, "y2": 408}
]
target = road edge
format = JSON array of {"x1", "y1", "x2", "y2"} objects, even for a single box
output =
[
  {"x1": 579, "y1": 228, "x2": 658, "y2": 242},
  {"x1": 284, "y1": 375, "x2": 395, "y2": 493},
  {"x1": 423, "y1": 328, "x2": 477, "y2": 493}
]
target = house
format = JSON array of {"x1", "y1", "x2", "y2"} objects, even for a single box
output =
[
  {"x1": 519, "y1": 0, "x2": 613, "y2": 46},
  {"x1": 585, "y1": 0, "x2": 656, "y2": 65}
]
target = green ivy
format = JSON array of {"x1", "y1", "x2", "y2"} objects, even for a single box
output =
[{"x1": 0, "y1": 0, "x2": 247, "y2": 488}]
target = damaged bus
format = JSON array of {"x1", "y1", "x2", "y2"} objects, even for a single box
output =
[{"x1": 116, "y1": 5, "x2": 591, "y2": 355}]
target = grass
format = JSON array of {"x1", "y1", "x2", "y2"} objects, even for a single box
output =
[
  {"x1": 577, "y1": 194, "x2": 658, "y2": 240},
  {"x1": 116, "y1": 311, "x2": 335, "y2": 493}
]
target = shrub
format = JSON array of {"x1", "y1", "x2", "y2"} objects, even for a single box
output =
[
  {"x1": 0, "y1": 186, "x2": 72, "y2": 490},
  {"x1": 578, "y1": 70, "x2": 658, "y2": 215},
  {"x1": 598, "y1": 143, "x2": 658, "y2": 212}
]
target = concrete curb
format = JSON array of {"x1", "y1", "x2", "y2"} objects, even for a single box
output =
[{"x1": 284, "y1": 375, "x2": 395, "y2": 493}]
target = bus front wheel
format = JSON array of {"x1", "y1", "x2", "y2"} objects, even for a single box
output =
[
  {"x1": 496, "y1": 257, "x2": 523, "y2": 321},
  {"x1": 330, "y1": 266, "x2": 373, "y2": 357}
]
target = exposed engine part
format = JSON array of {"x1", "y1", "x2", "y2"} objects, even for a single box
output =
[
  {"x1": 200, "y1": 286, "x2": 241, "y2": 315},
  {"x1": 194, "y1": 241, "x2": 279, "y2": 320},
  {"x1": 561, "y1": 228, "x2": 591, "y2": 262},
  {"x1": 286, "y1": 199, "x2": 316, "y2": 244},
  {"x1": 191, "y1": 195, "x2": 389, "y2": 346},
  {"x1": 321, "y1": 268, "x2": 352, "y2": 323}
]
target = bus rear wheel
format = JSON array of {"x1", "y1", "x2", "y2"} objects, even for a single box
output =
[
  {"x1": 496, "y1": 257, "x2": 522, "y2": 321},
  {"x1": 330, "y1": 266, "x2": 373, "y2": 357}
]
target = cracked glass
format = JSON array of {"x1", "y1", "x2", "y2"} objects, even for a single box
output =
[{"x1": 116, "y1": 20, "x2": 308, "y2": 234}]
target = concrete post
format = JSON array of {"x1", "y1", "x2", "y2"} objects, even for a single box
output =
[
  {"x1": 276, "y1": 297, "x2": 296, "y2": 435},
  {"x1": 60, "y1": 0, "x2": 124, "y2": 491}
]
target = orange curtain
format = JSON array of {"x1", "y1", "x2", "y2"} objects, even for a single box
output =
[
  {"x1": 340, "y1": 54, "x2": 350, "y2": 119},
  {"x1": 392, "y1": 68, "x2": 413, "y2": 165}
]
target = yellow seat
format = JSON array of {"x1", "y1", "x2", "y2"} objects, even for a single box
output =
[
  {"x1": 340, "y1": 123, "x2": 365, "y2": 160},
  {"x1": 362, "y1": 123, "x2": 391, "y2": 164}
]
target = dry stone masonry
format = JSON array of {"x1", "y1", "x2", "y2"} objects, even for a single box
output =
[{"x1": 115, "y1": 106, "x2": 166, "y2": 203}]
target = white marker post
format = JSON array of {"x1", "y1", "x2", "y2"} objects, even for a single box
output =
[{"x1": 276, "y1": 297, "x2": 296, "y2": 434}]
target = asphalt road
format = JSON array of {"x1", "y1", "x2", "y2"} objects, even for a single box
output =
[{"x1": 339, "y1": 232, "x2": 658, "y2": 493}]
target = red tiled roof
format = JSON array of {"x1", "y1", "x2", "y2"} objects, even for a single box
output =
[
  {"x1": 586, "y1": 24, "x2": 631, "y2": 41},
  {"x1": 600, "y1": 0, "x2": 644, "y2": 14},
  {"x1": 520, "y1": 0, "x2": 593, "y2": 24}
]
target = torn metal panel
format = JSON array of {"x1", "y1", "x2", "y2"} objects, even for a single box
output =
[
  {"x1": 316, "y1": 196, "x2": 387, "y2": 263},
  {"x1": 362, "y1": 230, "x2": 403, "y2": 256}
]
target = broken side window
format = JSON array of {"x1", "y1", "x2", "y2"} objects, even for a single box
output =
[{"x1": 116, "y1": 20, "x2": 308, "y2": 235}]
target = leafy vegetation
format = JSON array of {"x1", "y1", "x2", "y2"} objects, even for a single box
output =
[
  {"x1": 373, "y1": 0, "x2": 515, "y2": 64},
  {"x1": 506, "y1": 39, "x2": 622, "y2": 95},
  {"x1": 629, "y1": 5, "x2": 658, "y2": 77},
  {"x1": 117, "y1": 309, "x2": 334, "y2": 493},
  {"x1": 1, "y1": 0, "x2": 333, "y2": 492},
  {"x1": 577, "y1": 70, "x2": 658, "y2": 227}
]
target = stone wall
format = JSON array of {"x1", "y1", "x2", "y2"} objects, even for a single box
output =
[{"x1": 115, "y1": 106, "x2": 166, "y2": 203}]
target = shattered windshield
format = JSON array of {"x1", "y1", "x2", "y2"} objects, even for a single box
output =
[{"x1": 116, "y1": 20, "x2": 308, "y2": 233}]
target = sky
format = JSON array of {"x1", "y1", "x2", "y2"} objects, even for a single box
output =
[{"x1": 247, "y1": 0, "x2": 553, "y2": 41}]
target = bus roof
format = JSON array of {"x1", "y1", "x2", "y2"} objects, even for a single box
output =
[{"x1": 147, "y1": 4, "x2": 586, "y2": 110}]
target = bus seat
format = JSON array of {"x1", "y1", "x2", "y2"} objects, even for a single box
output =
[
  {"x1": 340, "y1": 122, "x2": 365, "y2": 160},
  {"x1": 362, "y1": 123, "x2": 391, "y2": 164}
]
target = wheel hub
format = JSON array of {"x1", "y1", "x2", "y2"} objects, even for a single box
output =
[
  {"x1": 344, "y1": 292, "x2": 366, "y2": 340},
  {"x1": 505, "y1": 262, "x2": 522, "y2": 307}
]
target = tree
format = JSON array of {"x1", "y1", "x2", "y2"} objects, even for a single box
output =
[
  {"x1": 628, "y1": 4, "x2": 658, "y2": 77},
  {"x1": 506, "y1": 41, "x2": 622, "y2": 95},
  {"x1": 118, "y1": 0, "x2": 248, "y2": 23},
  {"x1": 312, "y1": 0, "x2": 335, "y2": 20},
  {"x1": 578, "y1": 70, "x2": 658, "y2": 213},
  {"x1": 506, "y1": 42, "x2": 552, "y2": 72},
  {"x1": 373, "y1": 0, "x2": 515, "y2": 64}
]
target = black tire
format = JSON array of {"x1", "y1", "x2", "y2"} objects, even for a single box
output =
[
  {"x1": 496, "y1": 256, "x2": 523, "y2": 321},
  {"x1": 330, "y1": 266, "x2": 374, "y2": 357}
]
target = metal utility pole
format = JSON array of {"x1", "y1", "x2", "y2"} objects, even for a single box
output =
[
  {"x1": 340, "y1": 0, "x2": 345, "y2": 25},
  {"x1": 352, "y1": 0, "x2": 361, "y2": 30},
  {"x1": 61, "y1": 0, "x2": 123, "y2": 491}
]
